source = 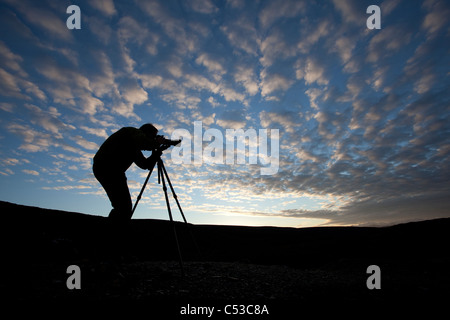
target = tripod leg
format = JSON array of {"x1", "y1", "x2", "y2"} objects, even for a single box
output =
[
  {"x1": 159, "y1": 160, "x2": 188, "y2": 223},
  {"x1": 158, "y1": 159, "x2": 185, "y2": 276},
  {"x1": 131, "y1": 159, "x2": 158, "y2": 216},
  {"x1": 159, "y1": 160, "x2": 202, "y2": 258}
]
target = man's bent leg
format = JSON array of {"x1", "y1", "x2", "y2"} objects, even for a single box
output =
[
  {"x1": 94, "y1": 166, "x2": 133, "y2": 222},
  {"x1": 106, "y1": 174, "x2": 132, "y2": 222},
  {"x1": 93, "y1": 165, "x2": 134, "y2": 261}
]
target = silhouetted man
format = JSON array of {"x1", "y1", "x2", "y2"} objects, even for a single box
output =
[{"x1": 93, "y1": 124, "x2": 165, "y2": 222}]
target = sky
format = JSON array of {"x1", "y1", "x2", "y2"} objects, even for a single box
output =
[{"x1": 0, "y1": 0, "x2": 449, "y2": 228}]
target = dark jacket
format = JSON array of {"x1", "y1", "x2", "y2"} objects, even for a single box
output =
[{"x1": 93, "y1": 127, "x2": 159, "y2": 172}]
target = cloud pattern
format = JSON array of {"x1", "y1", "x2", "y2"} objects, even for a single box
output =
[{"x1": 0, "y1": 0, "x2": 449, "y2": 226}]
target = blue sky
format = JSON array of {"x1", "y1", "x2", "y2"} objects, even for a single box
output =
[{"x1": 0, "y1": 0, "x2": 449, "y2": 227}]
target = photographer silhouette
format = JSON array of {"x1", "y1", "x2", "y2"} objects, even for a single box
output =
[{"x1": 93, "y1": 123, "x2": 167, "y2": 222}]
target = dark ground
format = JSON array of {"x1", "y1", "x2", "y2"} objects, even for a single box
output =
[{"x1": 0, "y1": 200, "x2": 448, "y2": 316}]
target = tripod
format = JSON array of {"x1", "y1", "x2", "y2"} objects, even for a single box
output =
[{"x1": 131, "y1": 145, "x2": 196, "y2": 275}]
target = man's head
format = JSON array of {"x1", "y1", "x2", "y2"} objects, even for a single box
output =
[{"x1": 140, "y1": 123, "x2": 158, "y2": 139}]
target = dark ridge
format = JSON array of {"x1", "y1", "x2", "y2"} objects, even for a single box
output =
[
  {"x1": 1, "y1": 200, "x2": 448, "y2": 266},
  {"x1": 0, "y1": 200, "x2": 448, "y2": 309}
]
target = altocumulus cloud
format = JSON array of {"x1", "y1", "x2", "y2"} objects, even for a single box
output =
[{"x1": 0, "y1": 0, "x2": 448, "y2": 227}]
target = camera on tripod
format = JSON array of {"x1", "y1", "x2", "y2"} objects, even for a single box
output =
[{"x1": 156, "y1": 135, "x2": 182, "y2": 152}]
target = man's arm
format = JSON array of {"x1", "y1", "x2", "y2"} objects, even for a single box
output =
[
  {"x1": 134, "y1": 149, "x2": 162, "y2": 170},
  {"x1": 134, "y1": 150, "x2": 149, "y2": 169},
  {"x1": 144, "y1": 149, "x2": 162, "y2": 170}
]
